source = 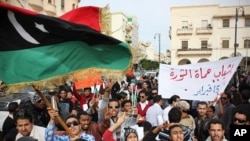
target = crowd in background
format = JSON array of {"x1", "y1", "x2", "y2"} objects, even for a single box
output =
[{"x1": 1, "y1": 71, "x2": 250, "y2": 141}]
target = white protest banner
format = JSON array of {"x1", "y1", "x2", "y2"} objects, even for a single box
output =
[{"x1": 158, "y1": 56, "x2": 243, "y2": 101}]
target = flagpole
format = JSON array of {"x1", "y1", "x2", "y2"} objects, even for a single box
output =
[
  {"x1": 131, "y1": 84, "x2": 134, "y2": 106},
  {"x1": 32, "y1": 86, "x2": 75, "y2": 138}
]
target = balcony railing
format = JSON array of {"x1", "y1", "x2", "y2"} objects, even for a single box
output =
[
  {"x1": 125, "y1": 25, "x2": 132, "y2": 31},
  {"x1": 176, "y1": 28, "x2": 193, "y2": 35},
  {"x1": 125, "y1": 35, "x2": 132, "y2": 42},
  {"x1": 196, "y1": 26, "x2": 213, "y2": 34},
  {"x1": 177, "y1": 48, "x2": 212, "y2": 56}
]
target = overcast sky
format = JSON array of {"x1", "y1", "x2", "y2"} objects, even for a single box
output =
[{"x1": 79, "y1": 0, "x2": 250, "y2": 52}]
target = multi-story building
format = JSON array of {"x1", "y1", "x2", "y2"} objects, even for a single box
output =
[
  {"x1": 107, "y1": 11, "x2": 142, "y2": 66},
  {"x1": 0, "y1": 0, "x2": 79, "y2": 16},
  {"x1": 108, "y1": 12, "x2": 139, "y2": 47},
  {"x1": 170, "y1": 4, "x2": 250, "y2": 71},
  {"x1": 131, "y1": 42, "x2": 154, "y2": 64}
]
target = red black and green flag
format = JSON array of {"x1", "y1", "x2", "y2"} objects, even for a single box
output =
[{"x1": 0, "y1": 3, "x2": 132, "y2": 93}]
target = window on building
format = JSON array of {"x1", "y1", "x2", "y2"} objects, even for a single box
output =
[
  {"x1": 61, "y1": 0, "x2": 64, "y2": 9},
  {"x1": 201, "y1": 40, "x2": 208, "y2": 49},
  {"x1": 48, "y1": 0, "x2": 52, "y2": 3},
  {"x1": 222, "y1": 40, "x2": 229, "y2": 48},
  {"x1": 182, "y1": 21, "x2": 188, "y2": 30},
  {"x1": 182, "y1": 41, "x2": 188, "y2": 49},
  {"x1": 72, "y1": 3, "x2": 75, "y2": 9},
  {"x1": 128, "y1": 17, "x2": 132, "y2": 22},
  {"x1": 223, "y1": 19, "x2": 229, "y2": 27},
  {"x1": 244, "y1": 40, "x2": 250, "y2": 48},
  {"x1": 245, "y1": 18, "x2": 250, "y2": 27},
  {"x1": 201, "y1": 20, "x2": 208, "y2": 28}
]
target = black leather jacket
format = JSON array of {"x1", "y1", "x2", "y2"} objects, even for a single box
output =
[{"x1": 194, "y1": 116, "x2": 210, "y2": 141}]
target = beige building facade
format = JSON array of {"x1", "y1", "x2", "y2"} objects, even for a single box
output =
[
  {"x1": 131, "y1": 42, "x2": 154, "y2": 64},
  {"x1": 109, "y1": 12, "x2": 139, "y2": 47},
  {"x1": 108, "y1": 12, "x2": 152, "y2": 65},
  {"x1": 1, "y1": 0, "x2": 79, "y2": 16},
  {"x1": 170, "y1": 4, "x2": 250, "y2": 71}
]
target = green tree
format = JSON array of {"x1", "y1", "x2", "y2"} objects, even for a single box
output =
[{"x1": 140, "y1": 59, "x2": 159, "y2": 70}]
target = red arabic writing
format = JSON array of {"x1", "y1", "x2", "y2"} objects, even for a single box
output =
[{"x1": 169, "y1": 63, "x2": 234, "y2": 81}]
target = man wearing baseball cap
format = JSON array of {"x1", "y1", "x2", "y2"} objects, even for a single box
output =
[{"x1": 177, "y1": 100, "x2": 195, "y2": 137}]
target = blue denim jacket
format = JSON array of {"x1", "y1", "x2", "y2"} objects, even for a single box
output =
[{"x1": 45, "y1": 123, "x2": 95, "y2": 141}]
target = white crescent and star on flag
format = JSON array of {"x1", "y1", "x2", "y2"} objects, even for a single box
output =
[{"x1": 7, "y1": 10, "x2": 49, "y2": 45}]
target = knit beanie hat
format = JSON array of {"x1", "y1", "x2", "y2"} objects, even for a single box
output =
[{"x1": 124, "y1": 127, "x2": 138, "y2": 140}]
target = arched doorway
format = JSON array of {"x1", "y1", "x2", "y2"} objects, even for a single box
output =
[
  {"x1": 197, "y1": 58, "x2": 209, "y2": 63},
  {"x1": 178, "y1": 59, "x2": 191, "y2": 65},
  {"x1": 230, "y1": 52, "x2": 241, "y2": 57},
  {"x1": 219, "y1": 57, "x2": 229, "y2": 60}
]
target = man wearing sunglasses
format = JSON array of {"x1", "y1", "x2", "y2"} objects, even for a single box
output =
[
  {"x1": 28, "y1": 92, "x2": 50, "y2": 127},
  {"x1": 136, "y1": 90, "x2": 153, "y2": 123},
  {"x1": 45, "y1": 107, "x2": 95, "y2": 141},
  {"x1": 216, "y1": 92, "x2": 235, "y2": 140},
  {"x1": 107, "y1": 99, "x2": 122, "y2": 141},
  {"x1": 233, "y1": 108, "x2": 250, "y2": 125}
]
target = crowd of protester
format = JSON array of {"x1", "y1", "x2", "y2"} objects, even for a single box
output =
[{"x1": 1, "y1": 71, "x2": 250, "y2": 141}]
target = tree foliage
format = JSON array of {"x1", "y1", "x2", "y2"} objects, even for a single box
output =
[{"x1": 140, "y1": 59, "x2": 159, "y2": 70}]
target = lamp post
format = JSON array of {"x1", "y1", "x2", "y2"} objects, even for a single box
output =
[
  {"x1": 233, "y1": 6, "x2": 244, "y2": 86},
  {"x1": 234, "y1": 6, "x2": 245, "y2": 57},
  {"x1": 154, "y1": 33, "x2": 161, "y2": 64}
]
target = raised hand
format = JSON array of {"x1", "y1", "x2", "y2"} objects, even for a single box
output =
[
  {"x1": 104, "y1": 107, "x2": 111, "y2": 120},
  {"x1": 132, "y1": 107, "x2": 138, "y2": 116},
  {"x1": 47, "y1": 107, "x2": 59, "y2": 120},
  {"x1": 117, "y1": 112, "x2": 127, "y2": 125}
]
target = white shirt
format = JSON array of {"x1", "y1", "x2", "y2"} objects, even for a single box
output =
[
  {"x1": 15, "y1": 125, "x2": 45, "y2": 141},
  {"x1": 163, "y1": 105, "x2": 172, "y2": 122},
  {"x1": 8, "y1": 113, "x2": 14, "y2": 119},
  {"x1": 140, "y1": 100, "x2": 149, "y2": 111},
  {"x1": 146, "y1": 103, "x2": 163, "y2": 127}
]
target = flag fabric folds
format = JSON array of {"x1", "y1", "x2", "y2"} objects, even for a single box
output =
[
  {"x1": 0, "y1": 3, "x2": 132, "y2": 94},
  {"x1": 60, "y1": 6, "x2": 101, "y2": 32}
]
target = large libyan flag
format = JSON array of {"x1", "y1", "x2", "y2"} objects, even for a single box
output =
[{"x1": 0, "y1": 3, "x2": 132, "y2": 93}]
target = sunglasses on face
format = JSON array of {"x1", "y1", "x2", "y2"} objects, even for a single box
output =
[
  {"x1": 108, "y1": 106, "x2": 119, "y2": 109},
  {"x1": 151, "y1": 93, "x2": 157, "y2": 96},
  {"x1": 36, "y1": 99, "x2": 42, "y2": 103},
  {"x1": 66, "y1": 121, "x2": 80, "y2": 127},
  {"x1": 233, "y1": 117, "x2": 246, "y2": 123},
  {"x1": 140, "y1": 96, "x2": 145, "y2": 98}
]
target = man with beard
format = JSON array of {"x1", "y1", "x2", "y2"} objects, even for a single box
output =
[
  {"x1": 14, "y1": 109, "x2": 46, "y2": 141},
  {"x1": 206, "y1": 119, "x2": 227, "y2": 141},
  {"x1": 194, "y1": 101, "x2": 210, "y2": 141},
  {"x1": 230, "y1": 85, "x2": 242, "y2": 106},
  {"x1": 77, "y1": 110, "x2": 111, "y2": 141}
]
